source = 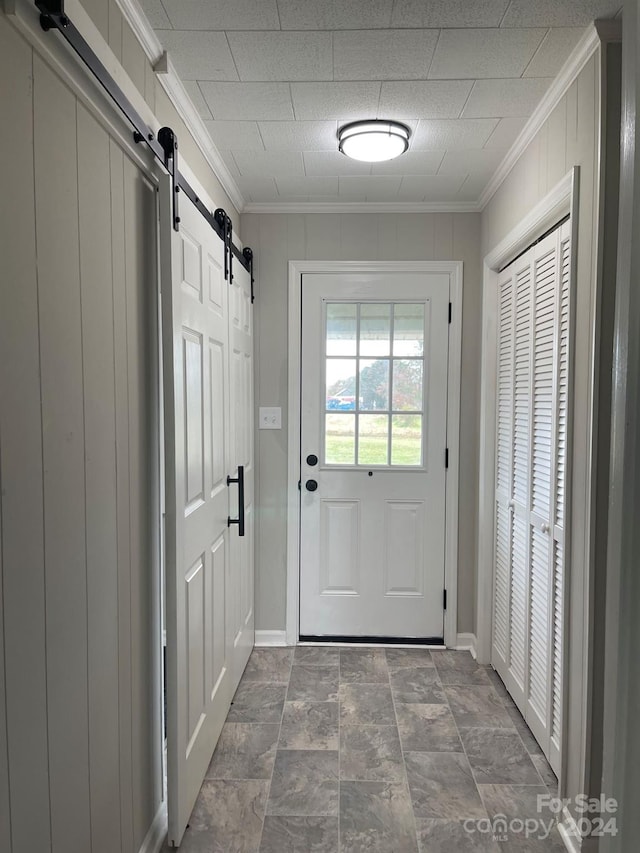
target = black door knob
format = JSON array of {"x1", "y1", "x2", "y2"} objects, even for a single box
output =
[
  {"x1": 306, "y1": 454, "x2": 318, "y2": 466},
  {"x1": 305, "y1": 479, "x2": 318, "y2": 492}
]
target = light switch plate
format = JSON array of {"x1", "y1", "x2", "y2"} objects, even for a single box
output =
[{"x1": 259, "y1": 406, "x2": 282, "y2": 429}]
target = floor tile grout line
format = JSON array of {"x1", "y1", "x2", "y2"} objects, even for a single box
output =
[
  {"x1": 255, "y1": 647, "x2": 294, "y2": 851},
  {"x1": 387, "y1": 649, "x2": 423, "y2": 852},
  {"x1": 441, "y1": 663, "x2": 550, "y2": 804},
  {"x1": 438, "y1": 661, "x2": 492, "y2": 823}
]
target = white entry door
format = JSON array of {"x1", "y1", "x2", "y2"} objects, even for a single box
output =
[
  {"x1": 300, "y1": 272, "x2": 450, "y2": 639},
  {"x1": 160, "y1": 176, "x2": 254, "y2": 846}
]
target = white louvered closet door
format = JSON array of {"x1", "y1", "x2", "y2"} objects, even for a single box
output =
[{"x1": 491, "y1": 220, "x2": 571, "y2": 776}]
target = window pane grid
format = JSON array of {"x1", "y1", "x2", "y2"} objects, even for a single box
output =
[{"x1": 324, "y1": 301, "x2": 426, "y2": 467}]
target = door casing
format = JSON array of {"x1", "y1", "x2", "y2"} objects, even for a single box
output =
[{"x1": 286, "y1": 261, "x2": 463, "y2": 648}]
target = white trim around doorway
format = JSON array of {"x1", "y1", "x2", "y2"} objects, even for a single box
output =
[{"x1": 286, "y1": 260, "x2": 464, "y2": 649}]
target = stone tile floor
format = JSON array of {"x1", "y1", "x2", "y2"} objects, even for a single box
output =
[{"x1": 170, "y1": 646, "x2": 564, "y2": 852}]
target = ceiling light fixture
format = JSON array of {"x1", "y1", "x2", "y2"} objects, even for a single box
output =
[{"x1": 338, "y1": 119, "x2": 410, "y2": 163}]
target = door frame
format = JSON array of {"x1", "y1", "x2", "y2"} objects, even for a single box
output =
[{"x1": 286, "y1": 260, "x2": 463, "y2": 648}]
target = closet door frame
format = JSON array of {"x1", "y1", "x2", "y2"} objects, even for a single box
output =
[{"x1": 476, "y1": 169, "x2": 579, "y2": 786}]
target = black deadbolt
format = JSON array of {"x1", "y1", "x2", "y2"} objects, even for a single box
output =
[
  {"x1": 305, "y1": 479, "x2": 318, "y2": 492},
  {"x1": 306, "y1": 454, "x2": 319, "y2": 466}
]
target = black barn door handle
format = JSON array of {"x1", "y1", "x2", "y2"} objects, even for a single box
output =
[{"x1": 227, "y1": 465, "x2": 245, "y2": 536}]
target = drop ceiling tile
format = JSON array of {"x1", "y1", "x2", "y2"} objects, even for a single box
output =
[
  {"x1": 428, "y1": 28, "x2": 547, "y2": 79},
  {"x1": 501, "y1": 0, "x2": 620, "y2": 27},
  {"x1": 276, "y1": 176, "x2": 340, "y2": 196},
  {"x1": 371, "y1": 150, "x2": 445, "y2": 174},
  {"x1": 304, "y1": 151, "x2": 372, "y2": 175},
  {"x1": 456, "y1": 168, "x2": 496, "y2": 200},
  {"x1": 277, "y1": 0, "x2": 393, "y2": 29},
  {"x1": 236, "y1": 176, "x2": 280, "y2": 202},
  {"x1": 203, "y1": 120, "x2": 265, "y2": 150},
  {"x1": 233, "y1": 150, "x2": 305, "y2": 177},
  {"x1": 139, "y1": 0, "x2": 171, "y2": 28},
  {"x1": 397, "y1": 174, "x2": 467, "y2": 201},
  {"x1": 227, "y1": 32, "x2": 333, "y2": 81},
  {"x1": 198, "y1": 82, "x2": 295, "y2": 120},
  {"x1": 161, "y1": 0, "x2": 280, "y2": 29},
  {"x1": 378, "y1": 81, "x2": 474, "y2": 119},
  {"x1": 462, "y1": 77, "x2": 552, "y2": 118},
  {"x1": 333, "y1": 30, "x2": 439, "y2": 80},
  {"x1": 483, "y1": 116, "x2": 528, "y2": 149},
  {"x1": 217, "y1": 151, "x2": 242, "y2": 178},
  {"x1": 523, "y1": 28, "x2": 585, "y2": 77},
  {"x1": 391, "y1": 0, "x2": 510, "y2": 28},
  {"x1": 182, "y1": 81, "x2": 213, "y2": 120},
  {"x1": 159, "y1": 31, "x2": 238, "y2": 81},
  {"x1": 438, "y1": 148, "x2": 505, "y2": 175},
  {"x1": 339, "y1": 176, "x2": 402, "y2": 200},
  {"x1": 258, "y1": 121, "x2": 338, "y2": 151},
  {"x1": 411, "y1": 119, "x2": 498, "y2": 150},
  {"x1": 291, "y1": 82, "x2": 381, "y2": 120}
]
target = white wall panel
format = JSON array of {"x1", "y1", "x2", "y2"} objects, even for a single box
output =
[
  {"x1": 0, "y1": 14, "x2": 162, "y2": 852},
  {"x1": 0, "y1": 18, "x2": 51, "y2": 853}
]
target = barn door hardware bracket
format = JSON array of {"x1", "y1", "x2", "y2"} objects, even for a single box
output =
[
  {"x1": 33, "y1": 0, "x2": 253, "y2": 273},
  {"x1": 214, "y1": 209, "x2": 234, "y2": 283},
  {"x1": 38, "y1": 0, "x2": 65, "y2": 29},
  {"x1": 158, "y1": 127, "x2": 179, "y2": 231},
  {"x1": 243, "y1": 248, "x2": 255, "y2": 303},
  {"x1": 226, "y1": 216, "x2": 233, "y2": 283},
  {"x1": 214, "y1": 209, "x2": 229, "y2": 280}
]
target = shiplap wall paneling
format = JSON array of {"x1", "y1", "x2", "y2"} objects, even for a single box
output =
[
  {"x1": 33, "y1": 53, "x2": 93, "y2": 852},
  {"x1": 77, "y1": 101, "x2": 121, "y2": 853},
  {"x1": 0, "y1": 14, "x2": 162, "y2": 851},
  {"x1": 0, "y1": 18, "x2": 51, "y2": 853}
]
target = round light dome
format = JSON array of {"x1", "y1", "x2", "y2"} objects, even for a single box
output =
[{"x1": 338, "y1": 120, "x2": 410, "y2": 162}]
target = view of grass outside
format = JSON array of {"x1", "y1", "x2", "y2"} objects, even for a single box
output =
[{"x1": 325, "y1": 413, "x2": 422, "y2": 466}]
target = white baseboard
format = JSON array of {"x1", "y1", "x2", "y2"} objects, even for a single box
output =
[
  {"x1": 139, "y1": 802, "x2": 167, "y2": 853},
  {"x1": 558, "y1": 807, "x2": 582, "y2": 853},
  {"x1": 254, "y1": 630, "x2": 288, "y2": 647},
  {"x1": 455, "y1": 633, "x2": 478, "y2": 659}
]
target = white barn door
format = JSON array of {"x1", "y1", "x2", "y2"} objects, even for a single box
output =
[
  {"x1": 161, "y1": 176, "x2": 235, "y2": 846},
  {"x1": 228, "y1": 260, "x2": 255, "y2": 686},
  {"x1": 491, "y1": 220, "x2": 570, "y2": 775}
]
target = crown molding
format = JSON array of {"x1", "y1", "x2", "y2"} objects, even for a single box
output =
[
  {"x1": 478, "y1": 22, "x2": 601, "y2": 210},
  {"x1": 114, "y1": 0, "x2": 245, "y2": 214},
  {"x1": 114, "y1": 0, "x2": 163, "y2": 62},
  {"x1": 243, "y1": 200, "x2": 482, "y2": 214}
]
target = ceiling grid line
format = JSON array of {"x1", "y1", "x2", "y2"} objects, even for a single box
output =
[{"x1": 133, "y1": 0, "x2": 619, "y2": 209}]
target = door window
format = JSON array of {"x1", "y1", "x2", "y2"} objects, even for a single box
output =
[{"x1": 324, "y1": 301, "x2": 426, "y2": 467}]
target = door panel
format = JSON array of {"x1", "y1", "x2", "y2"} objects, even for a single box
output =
[
  {"x1": 228, "y1": 262, "x2": 255, "y2": 688},
  {"x1": 491, "y1": 221, "x2": 571, "y2": 776},
  {"x1": 161, "y1": 178, "x2": 232, "y2": 847},
  {"x1": 300, "y1": 272, "x2": 450, "y2": 639}
]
